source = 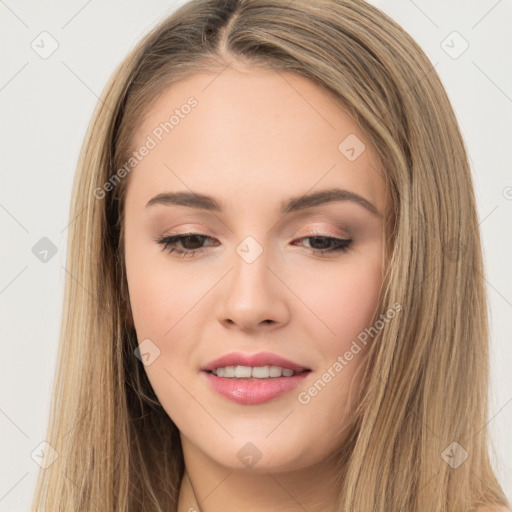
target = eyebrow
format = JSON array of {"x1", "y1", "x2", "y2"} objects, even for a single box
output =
[{"x1": 145, "y1": 187, "x2": 381, "y2": 217}]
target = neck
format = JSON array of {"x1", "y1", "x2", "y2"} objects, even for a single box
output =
[{"x1": 176, "y1": 436, "x2": 343, "y2": 512}]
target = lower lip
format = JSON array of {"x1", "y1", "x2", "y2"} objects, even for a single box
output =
[{"x1": 203, "y1": 371, "x2": 310, "y2": 405}]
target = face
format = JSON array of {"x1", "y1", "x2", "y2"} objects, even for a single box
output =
[{"x1": 123, "y1": 66, "x2": 389, "y2": 473}]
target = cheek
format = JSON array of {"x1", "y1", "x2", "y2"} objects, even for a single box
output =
[
  {"x1": 296, "y1": 254, "x2": 383, "y2": 349},
  {"x1": 124, "y1": 241, "x2": 204, "y2": 418},
  {"x1": 124, "y1": 236, "x2": 201, "y2": 339}
]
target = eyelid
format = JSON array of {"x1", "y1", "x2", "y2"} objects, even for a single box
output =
[
  {"x1": 296, "y1": 225, "x2": 350, "y2": 239},
  {"x1": 157, "y1": 219, "x2": 351, "y2": 238},
  {"x1": 158, "y1": 225, "x2": 213, "y2": 237},
  {"x1": 158, "y1": 227, "x2": 349, "y2": 242}
]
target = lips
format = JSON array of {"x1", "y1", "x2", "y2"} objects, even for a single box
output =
[
  {"x1": 200, "y1": 351, "x2": 312, "y2": 405},
  {"x1": 203, "y1": 371, "x2": 309, "y2": 405},
  {"x1": 200, "y1": 351, "x2": 311, "y2": 373}
]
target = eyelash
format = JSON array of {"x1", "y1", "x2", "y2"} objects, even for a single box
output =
[{"x1": 156, "y1": 232, "x2": 353, "y2": 258}]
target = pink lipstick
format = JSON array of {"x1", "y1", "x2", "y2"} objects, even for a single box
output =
[{"x1": 201, "y1": 351, "x2": 311, "y2": 405}]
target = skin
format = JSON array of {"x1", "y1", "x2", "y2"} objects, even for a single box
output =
[{"x1": 123, "y1": 65, "x2": 390, "y2": 512}]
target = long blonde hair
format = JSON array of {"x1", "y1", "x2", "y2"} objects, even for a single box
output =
[{"x1": 31, "y1": 0, "x2": 510, "y2": 510}]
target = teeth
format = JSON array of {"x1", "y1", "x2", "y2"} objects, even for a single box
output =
[
  {"x1": 212, "y1": 365, "x2": 297, "y2": 379},
  {"x1": 269, "y1": 366, "x2": 282, "y2": 377},
  {"x1": 235, "y1": 366, "x2": 252, "y2": 378},
  {"x1": 222, "y1": 367, "x2": 234, "y2": 377}
]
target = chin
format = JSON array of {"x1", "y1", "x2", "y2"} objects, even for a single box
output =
[{"x1": 199, "y1": 435, "x2": 323, "y2": 474}]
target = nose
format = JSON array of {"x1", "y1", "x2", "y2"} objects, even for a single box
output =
[{"x1": 217, "y1": 244, "x2": 290, "y2": 332}]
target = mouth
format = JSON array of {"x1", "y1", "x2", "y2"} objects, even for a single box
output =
[
  {"x1": 201, "y1": 351, "x2": 311, "y2": 374},
  {"x1": 200, "y1": 351, "x2": 312, "y2": 405},
  {"x1": 205, "y1": 366, "x2": 310, "y2": 379}
]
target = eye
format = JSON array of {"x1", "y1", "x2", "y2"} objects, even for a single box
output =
[
  {"x1": 156, "y1": 233, "x2": 217, "y2": 257},
  {"x1": 294, "y1": 235, "x2": 353, "y2": 254},
  {"x1": 155, "y1": 233, "x2": 353, "y2": 257}
]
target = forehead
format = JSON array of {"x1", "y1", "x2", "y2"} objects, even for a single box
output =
[{"x1": 126, "y1": 67, "x2": 388, "y2": 217}]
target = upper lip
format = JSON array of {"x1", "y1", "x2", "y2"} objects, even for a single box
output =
[{"x1": 201, "y1": 351, "x2": 311, "y2": 372}]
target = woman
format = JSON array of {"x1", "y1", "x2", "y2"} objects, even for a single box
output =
[{"x1": 31, "y1": 0, "x2": 511, "y2": 510}]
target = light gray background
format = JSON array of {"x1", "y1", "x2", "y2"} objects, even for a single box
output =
[{"x1": 1, "y1": 1, "x2": 511, "y2": 510}]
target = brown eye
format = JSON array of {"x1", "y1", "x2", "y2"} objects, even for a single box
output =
[
  {"x1": 157, "y1": 233, "x2": 216, "y2": 257},
  {"x1": 295, "y1": 236, "x2": 353, "y2": 254}
]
